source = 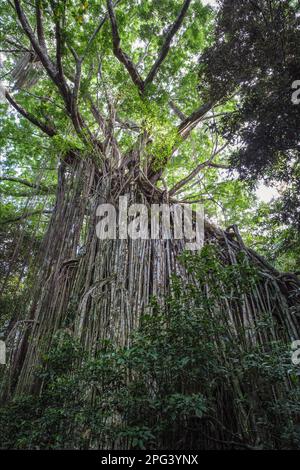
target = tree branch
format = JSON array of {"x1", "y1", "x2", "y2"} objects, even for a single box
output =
[
  {"x1": 49, "y1": 0, "x2": 66, "y2": 82},
  {"x1": 147, "y1": 101, "x2": 215, "y2": 183},
  {"x1": 13, "y1": 0, "x2": 57, "y2": 83},
  {"x1": 144, "y1": 0, "x2": 192, "y2": 88},
  {"x1": 0, "y1": 176, "x2": 55, "y2": 192},
  {"x1": 107, "y1": 0, "x2": 144, "y2": 92},
  {"x1": 13, "y1": 0, "x2": 86, "y2": 139},
  {"x1": 206, "y1": 162, "x2": 230, "y2": 170},
  {"x1": 169, "y1": 143, "x2": 228, "y2": 196},
  {"x1": 35, "y1": 0, "x2": 47, "y2": 51},
  {"x1": 0, "y1": 209, "x2": 52, "y2": 225},
  {"x1": 5, "y1": 90, "x2": 56, "y2": 137},
  {"x1": 169, "y1": 160, "x2": 211, "y2": 196},
  {"x1": 68, "y1": 46, "x2": 81, "y2": 108},
  {"x1": 178, "y1": 101, "x2": 214, "y2": 138},
  {"x1": 76, "y1": 1, "x2": 122, "y2": 64},
  {"x1": 87, "y1": 95, "x2": 106, "y2": 137},
  {"x1": 13, "y1": 0, "x2": 71, "y2": 110},
  {"x1": 169, "y1": 100, "x2": 187, "y2": 120}
]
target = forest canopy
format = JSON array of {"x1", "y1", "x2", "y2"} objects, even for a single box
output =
[{"x1": 0, "y1": 0, "x2": 299, "y2": 268}]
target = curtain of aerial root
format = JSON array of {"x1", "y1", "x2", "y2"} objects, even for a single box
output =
[
  {"x1": 2, "y1": 157, "x2": 300, "y2": 423},
  {"x1": 2, "y1": 158, "x2": 189, "y2": 397}
]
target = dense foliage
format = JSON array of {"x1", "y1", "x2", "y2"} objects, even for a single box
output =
[
  {"x1": 199, "y1": 0, "x2": 300, "y2": 256},
  {"x1": 0, "y1": 1, "x2": 299, "y2": 274}
]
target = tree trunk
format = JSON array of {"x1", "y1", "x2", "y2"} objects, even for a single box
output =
[
  {"x1": 2, "y1": 156, "x2": 300, "y2": 423},
  {"x1": 3, "y1": 158, "x2": 189, "y2": 396}
]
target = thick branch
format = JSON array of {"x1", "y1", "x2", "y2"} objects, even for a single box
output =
[
  {"x1": 49, "y1": 0, "x2": 66, "y2": 82},
  {"x1": 169, "y1": 100, "x2": 187, "y2": 120},
  {"x1": 207, "y1": 162, "x2": 230, "y2": 170},
  {"x1": 178, "y1": 101, "x2": 213, "y2": 138},
  {"x1": 14, "y1": 0, "x2": 57, "y2": 82},
  {"x1": 5, "y1": 90, "x2": 56, "y2": 137},
  {"x1": 35, "y1": 0, "x2": 47, "y2": 51},
  {"x1": 76, "y1": 0, "x2": 122, "y2": 65},
  {"x1": 0, "y1": 176, "x2": 55, "y2": 192},
  {"x1": 54, "y1": 19, "x2": 64, "y2": 81},
  {"x1": 107, "y1": 0, "x2": 144, "y2": 91},
  {"x1": 13, "y1": 1, "x2": 71, "y2": 110},
  {"x1": 144, "y1": 0, "x2": 192, "y2": 88}
]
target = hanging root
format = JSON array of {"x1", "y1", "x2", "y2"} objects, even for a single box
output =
[{"x1": 1, "y1": 160, "x2": 299, "y2": 449}]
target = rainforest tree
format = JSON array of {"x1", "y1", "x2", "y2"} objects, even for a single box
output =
[{"x1": 0, "y1": 0, "x2": 300, "y2": 449}]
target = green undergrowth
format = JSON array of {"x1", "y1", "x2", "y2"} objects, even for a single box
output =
[{"x1": 0, "y1": 246, "x2": 300, "y2": 450}]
